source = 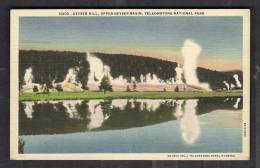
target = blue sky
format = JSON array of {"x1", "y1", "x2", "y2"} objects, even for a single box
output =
[{"x1": 19, "y1": 16, "x2": 243, "y2": 70}]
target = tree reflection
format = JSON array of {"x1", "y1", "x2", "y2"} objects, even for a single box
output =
[
  {"x1": 19, "y1": 97, "x2": 242, "y2": 135},
  {"x1": 18, "y1": 138, "x2": 25, "y2": 154}
]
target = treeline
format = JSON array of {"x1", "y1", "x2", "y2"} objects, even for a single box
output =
[
  {"x1": 197, "y1": 68, "x2": 243, "y2": 89},
  {"x1": 93, "y1": 52, "x2": 177, "y2": 82},
  {"x1": 19, "y1": 50, "x2": 89, "y2": 89},
  {"x1": 19, "y1": 50, "x2": 243, "y2": 91},
  {"x1": 94, "y1": 52, "x2": 243, "y2": 89}
]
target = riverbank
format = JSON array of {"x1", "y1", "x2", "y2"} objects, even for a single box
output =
[{"x1": 19, "y1": 91, "x2": 242, "y2": 101}]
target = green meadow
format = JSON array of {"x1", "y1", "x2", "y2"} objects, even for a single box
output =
[{"x1": 19, "y1": 91, "x2": 242, "y2": 101}]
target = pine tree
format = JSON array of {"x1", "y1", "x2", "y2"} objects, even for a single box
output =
[
  {"x1": 99, "y1": 75, "x2": 112, "y2": 94},
  {"x1": 55, "y1": 84, "x2": 63, "y2": 94},
  {"x1": 174, "y1": 86, "x2": 179, "y2": 92},
  {"x1": 133, "y1": 81, "x2": 137, "y2": 91},
  {"x1": 42, "y1": 84, "x2": 50, "y2": 95},
  {"x1": 33, "y1": 85, "x2": 39, "y2": 93},
  {"x1": 126, "y1": 85, "x2": 131, "y2": 92}
]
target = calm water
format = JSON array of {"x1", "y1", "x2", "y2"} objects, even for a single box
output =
[{"x1": 19, "y1": 97, "x2": 242, "y2": 153}]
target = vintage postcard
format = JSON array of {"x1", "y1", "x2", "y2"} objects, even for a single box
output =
[{"x1": 10, "y1": 9, "x2": 250, "y2": 160}]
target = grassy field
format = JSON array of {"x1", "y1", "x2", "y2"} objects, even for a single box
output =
[{"x1": 19, "y1": 91, "x2": 242, "y2": 101}]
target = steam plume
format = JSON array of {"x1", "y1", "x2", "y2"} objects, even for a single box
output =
[
  {"x1": 175, "y1": 64, "x2": 184, "y2": 84},
  {"x1": 63, "y1": 67, "x2": 79, "y2": 84},
  {"x1": 233, "y1": 74, "x2": 242, "y2": 88},
  {"x1": 223, "y1": 81, "x2": 230, "y2": 90},
  {"x1": 24, "y1": 67, "x2": 34, "y2": 85},
  {"x1": 181, "y1": 39, "x2": 211, "y2": 90}
]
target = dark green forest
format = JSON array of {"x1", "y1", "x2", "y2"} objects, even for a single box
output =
[
  {"x1": 197, "y1": 68, "x2": 243, "y2": 90},
  {"x1": 94, "y1": 52, "x2": 177, "y2": 82},
  {"x1": 19, "y1": 50, "x2": 243, "y2": 91},
  {"x1": 19, "y1": 50, "x2": 89, "y2": 89},
  {"x1": 94, "y1": 52, "x2": 243, "y2": 89}
]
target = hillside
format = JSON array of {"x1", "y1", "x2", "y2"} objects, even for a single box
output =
[
  {"x1": 94, "y1": 52, "x2": 243, "y2": 90},
  {"x1": 19, "y1": 50, "x2": 243, "y2": 91},
  {"x1": 19, "y1": 50, "x2": 89, "y2": 90},
  {"x1": 93, "y1": 52, "x2": 177, "y2": 82}
]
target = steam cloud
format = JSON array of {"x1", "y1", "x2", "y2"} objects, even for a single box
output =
[
  {"x1": 23, "y1": 67, "x2": 42, "y2": 92},
  {"x1": 175, "y1": 64, "x2": 184, "y2": 84},
  {"x1": 223, "y1": 81, "x2": 230, "y2": 90},
  {"x1": 181, "y1": 39, "x2": 211, "y2": 90},
  {"x1": 63, "y1": 67, "x2": 79, "y2": 84},
  {"x1": 24, "y1": 67, "x2": 34, "y2": 85},
  {"x1": 233, "y1": 74, "x2": 242, "y2": 88}
]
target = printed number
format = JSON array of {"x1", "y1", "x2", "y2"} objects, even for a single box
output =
[{"x1": 59, "y1": 12, "x2": 69, "y2": 15}]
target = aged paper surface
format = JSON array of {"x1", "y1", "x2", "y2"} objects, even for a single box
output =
[{"x1": 10, "y1": 9, "x2": 250, "y2": 160}]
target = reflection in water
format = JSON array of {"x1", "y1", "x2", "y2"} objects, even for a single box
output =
[
  {"x1": 19, "y1": 97, "x2": 243, "y2": 153},
  {"x1": 20, "y1": 97, "x2": 242, "y2": 133},
  {"x1": 174, "y1": 100, "x2": 184, "y2": 119},
  {"x1": 180, "y1": 99, "x2": 200, "y2": 145},
  {"x1": 87, "y1": 100, "x2": 110, "y2": 130},
  {"x1": 233, "y1": 98, "x2": 241, "y2": 109},
  {"x1": 24, "y1": 101, "x2": 34, "y2": 119},
  {"x1": 111, "y1": 99, "x2": 128, "y2": 110},
  {"x1": 18, "y1": 138, "x2": 25, "y2": 154},
  {"x1": 136, "y1": 99, "x2": 166, "y2": 112},
  {"x1": 63, "y1": 100, "x2": 83, "y2": 119}
]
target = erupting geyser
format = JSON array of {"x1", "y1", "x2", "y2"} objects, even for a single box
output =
[
  {"x1": 175, "y1": 64, "x2": 184, "y2": 84},
  {"x1": 22, "y1": 67, "x2": 42, "y2": 92},
  {"x1": 230, "y1": 83, "x2": 235, "y2": 90},
  {"x1": 223, "y1": 81, "x2": 230, "y2": 90},
  {"x1": 87, "y1": 52, "x2": 106, "y2": 85},
  {"x1": 23, "y1": 67, "x2": 34, "y2": 86},
  {"x1": 233, "y1": 74, "x2": 242, "y2": 88},
  {"x1": 181, "y1": 39, "x2": 211, "y2": 91},
  {"x1": 87, "y1": 52, "x2": 128, "y2": 90},
  {"x1": 52, "y1": 67, "x2": 83, "y2": 92},
  {"x1": 63, "y1": 67, "x2": 79, "y2": 84}
]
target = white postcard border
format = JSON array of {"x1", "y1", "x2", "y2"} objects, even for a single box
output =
[{"x1": 10, "y1": 9, "x2": 250, "y2": 160}]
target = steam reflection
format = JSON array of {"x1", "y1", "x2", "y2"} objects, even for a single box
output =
[
  {"x1": 20, "y1": 97, "x2": 242, "y2": 146},
  {"x1": 180, "y1": 99, "x2": 200, "y2": 145}
]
